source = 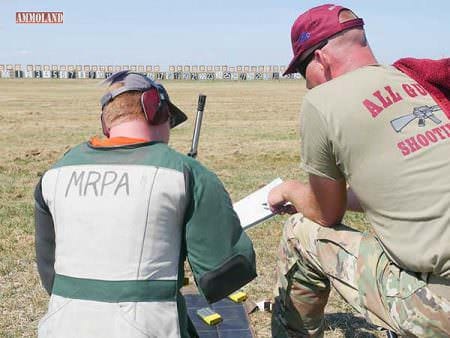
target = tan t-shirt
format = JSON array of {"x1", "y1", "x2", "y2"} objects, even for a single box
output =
[{"x1": 300, "y1": 65, "x2": 450, "y2": 278}]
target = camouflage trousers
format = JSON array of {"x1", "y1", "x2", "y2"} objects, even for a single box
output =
[{"x1": 272, "y1": 214, "x2": 450, "y2": 337}]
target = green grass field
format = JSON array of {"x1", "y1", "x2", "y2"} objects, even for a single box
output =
[{"x1": 0, "y1": 79, "x2": 381, "y2": 337}]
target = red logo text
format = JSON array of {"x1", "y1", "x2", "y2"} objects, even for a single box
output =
[{"x1": 16, "y1": 12, "x2": 64, "y2": 24}]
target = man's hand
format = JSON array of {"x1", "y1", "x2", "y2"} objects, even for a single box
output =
[
  {"x1": 267, "y1": 182, "x2": 298, "y2": 215},
  {"x1": 268, "y1": 176, "x2": 347, "y2": 227}
]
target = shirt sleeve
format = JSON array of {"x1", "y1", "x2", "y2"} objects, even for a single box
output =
[
  {"x1": 300, "y1": 97, "x2": 344, "y2": 180},
  {"x1": 184, "y1": 163, "x2": 257, "y2": 303},
  {"x1": 34, "y1": 176, "x2": 56, "y2": 295}
]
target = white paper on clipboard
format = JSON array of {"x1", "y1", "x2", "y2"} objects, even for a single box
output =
[{"x1": 233, "y1": 178, "x2": 283, "y2": 230}]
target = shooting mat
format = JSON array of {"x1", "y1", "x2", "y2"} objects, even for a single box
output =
[{"x1": 184, "y1": 293, "x2": 255, "y2": 338}]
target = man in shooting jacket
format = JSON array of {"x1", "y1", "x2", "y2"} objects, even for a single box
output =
[
  {"x1": 268, "y1": 4, "x2": 450, "y2": 337},
  {"x1": 34, "y1": 71, "x2": 256, "y2": 338}
]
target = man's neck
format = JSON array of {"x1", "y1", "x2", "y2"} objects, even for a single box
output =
[
  {"x1": 109, "y1": 120, "x2": 170, "y2": 143},
  {"x1": 333, "y1": 48, "x2": 378, "y2": 78},
  {"x1": 109, "y1": 120, "x2": 151, "y2": 141}
]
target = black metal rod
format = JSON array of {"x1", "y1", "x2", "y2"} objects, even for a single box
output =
[{"x1": 188, "y1": 94, "x2": 207, "y2": 158}]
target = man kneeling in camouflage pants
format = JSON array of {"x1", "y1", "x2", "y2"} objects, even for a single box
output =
[
  {"x1": 267, "y1": 4, "x2": 450, "y2": 338},
  {"x1": 270, "y1": 214, "x2": 449, "y2": 337}
]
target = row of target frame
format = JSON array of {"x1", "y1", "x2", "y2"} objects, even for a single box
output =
[
  {"x1": 0, "y1": 64, "x2": 288, "y2": 73},
  {"x1": 0, "y1": 70, "x2": 303, "y2": 80}
]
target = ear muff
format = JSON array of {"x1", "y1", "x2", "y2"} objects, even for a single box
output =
[{"x1": 141, "y1": 87, "x2": 170, "y2": 125}]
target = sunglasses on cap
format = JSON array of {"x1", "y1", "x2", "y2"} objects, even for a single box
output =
[{"x1": 296, "y1": 40, "x2": 328, "y2": 78}]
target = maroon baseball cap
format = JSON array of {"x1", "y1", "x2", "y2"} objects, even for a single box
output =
[{"x1": 284, "y1": 4, "x2": 364, "y2": 76}]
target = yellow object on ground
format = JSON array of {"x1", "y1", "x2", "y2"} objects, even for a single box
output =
[
  {"x1": 228, "y1": 291, "x2": 248, "y2": 303},
  {"x1": 196, "y1": 307, "x2": 222, "y2": 326}
]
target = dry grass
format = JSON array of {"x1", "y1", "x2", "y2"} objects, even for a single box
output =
[{"x1": 0, "y1": 79, "x2": 383, "y2": 337}]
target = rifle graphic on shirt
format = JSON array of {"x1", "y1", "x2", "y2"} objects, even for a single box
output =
[{"x1": 390, "y1": 104, "x2": 442, "y2": 132}]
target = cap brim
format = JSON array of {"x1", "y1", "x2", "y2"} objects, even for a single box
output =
[
  {"x1": 283, "y1": 43, "x2": 318, "y2": 76},
  {"x1": 283, "y1": 57, "x2": 299, "y2": 76},
  {"x1": 168, "y1": 101, "x2": 188, "y2": 128},
  {"x1": 283, "y1": 39, "x2": 329, "y2": 76}
]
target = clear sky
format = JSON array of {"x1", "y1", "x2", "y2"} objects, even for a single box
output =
[{"x1": 1, "y1": 0, "x2": 449, "y2": 67}]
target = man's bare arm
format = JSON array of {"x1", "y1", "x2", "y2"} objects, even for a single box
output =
[{"x1": 268, "y1": 174, "x2": 347, "y2": 227}]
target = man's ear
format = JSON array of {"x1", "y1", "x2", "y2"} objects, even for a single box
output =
[{"x1": 314, "y1": 49, "x2": 332, "y2": 81}]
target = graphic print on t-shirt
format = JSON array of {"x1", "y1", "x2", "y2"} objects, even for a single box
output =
[
  {"x1": 390, "y1": 104, "x2": 442, "y2": 132},
  {"x1": 360, "y1": 80, "x2": 449, "y2": 157}
]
